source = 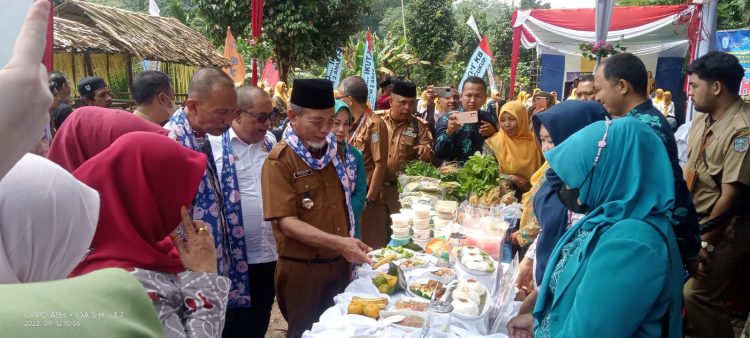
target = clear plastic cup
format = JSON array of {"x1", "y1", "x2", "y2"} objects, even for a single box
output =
[
  {"x1": 413, "y1": 228, "x2": 432, "y2": 240},
  {"x1": 390, "y1": 213, "x2": 410, "y2": 227},
  {"x1": 412, "y1": 218, "x2": 430, "y2": 230},
  {"x1": 391, "y1": 225, "x2": 411, "y2": 238},
  {"x1": 413, "y1": 204, "x2": 431, "y2": 219}
]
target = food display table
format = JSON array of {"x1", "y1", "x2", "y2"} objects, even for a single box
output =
[{"x1": 302, "y1": 246, "x2": 521, "y2": 338}]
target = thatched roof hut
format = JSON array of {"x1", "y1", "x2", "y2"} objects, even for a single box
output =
[
  {"x1": 54, "y1": 17, "x2": 120, "y2": 55},
  {"x1": 52, "y1": 1, "x2": 229, "y2": 104},
  {"x1": 56, "y1": 0, "x2": 228, "y2": 67}
]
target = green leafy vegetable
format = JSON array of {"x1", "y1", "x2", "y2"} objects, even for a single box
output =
[
  {"x1": 403, "y1": 160, "x2": 441, "y2": 179},
  {"x1": 456, "y1": 152, "x2": 501, "y2": 198}
]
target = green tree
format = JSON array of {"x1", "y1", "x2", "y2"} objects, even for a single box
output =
[
  {"x1": 194, "y1": 0, "x2": 251, "y2": 43},
  {"x1": 404, "y1": 0, "x2": 454, "y2": 83},
  {"x1": 363, "y1": 0, "x2": 405, "y2": 34},
  {"x1": 378, "y1": 6, "x2": 407, "y2": 38},
  {"x1": 263, "y1": 0, "x2": 371, "y2": 82},
  {"x1": 519, "y1": 0, "x2": 550, "y2": 10}
]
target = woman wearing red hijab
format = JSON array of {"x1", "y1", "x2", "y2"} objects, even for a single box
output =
[
  {"x1": 70, "y1": 132, "x2": 230, "y2": 338},
  {"x1": 47, "y1": 106, "x2": 168, "y2": 172}
]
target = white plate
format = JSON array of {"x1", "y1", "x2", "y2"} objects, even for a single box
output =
[
  {"x1": 446, "y1": 280, "x2": 491, "y2": 319},
  {"x1": 379, "y1": 310, "x2": 427, "y2": 332},
  {"x1": 425, "y1": 267, "x2": 457, "y2": 284},
  {"x1": 398, "y1": 257, "x2": 429, "y2": 271},
  {"x1": 367, "y1": 247, "x2": 417, "y2": 268},
  {"x1": 406, "y1": 278, "x2": 447, "y2": 301},
  {"x1": 392, "y1": 298, "x2": 430, "y2": 312},
  {"x1": 457, "y1": 248, "x2": 496, "y2": 275}
]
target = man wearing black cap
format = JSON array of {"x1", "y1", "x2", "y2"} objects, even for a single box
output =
[
  {"x1": 375, "y1": 79, "x2": 433, "y2": 224},
  {"x1": 262, "y1": 78, "x2": 372, "y2": 338},
  {"x1": 338, "y1": 76, "x2": 391, "y2": 249},
  {"x1": 77, "y1": 76, "x2": 112, "y2": 108},
  {"x1": 376, "y1": 76, "x2": 393, "y2": 110}
]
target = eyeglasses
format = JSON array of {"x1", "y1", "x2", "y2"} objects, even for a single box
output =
[
  {"x1": 335, "y1": 95, "x2": 351, "y2": 100},
  {"x1": 240, "y1": 109, "x2": 276, "y2": 123}
]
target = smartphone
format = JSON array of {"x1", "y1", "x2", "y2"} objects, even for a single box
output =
[
  {"x1": 454, "y1": 111, "x2": 478, "y2": 124},
  {"x1": 434, "y1": 87, "x2": 452, "y2": 98}
]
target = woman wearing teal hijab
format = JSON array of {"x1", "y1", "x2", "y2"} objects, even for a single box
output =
[
  {"x1": 508, "y1": 117, "x2": 684, "y2": 338},
  {"x1": 333, "y1": 100, "x2": 367, "y2": 238}
]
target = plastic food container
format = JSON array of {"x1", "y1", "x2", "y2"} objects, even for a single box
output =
[
  {"x1": 413, "y1": 204, "x2": 431, "y2": 219},
  {"x1": 412, "y1": 218, "x2": 430, "y2": 230},
  {"x1": 399, "y1": 208, "x2": 415, "y2": 219},
  {"x1": 413, "y1": 228, "x2": 432, "y2": 240},
  {"x1": 390, "y1": 213, "x2": 410, "y2": 227},
  {"x1": 436, "y1": 211, "x2": 454, "y2": 220},
  {"x1": 391, "y1": 225, "x2": 411, "y2": 238},
  {"x1": 390, "y1": 235, "x2": 411, "y2": 247},
  {"x1": 433, "y1": 217, "x2": 451, "y2": 229}
]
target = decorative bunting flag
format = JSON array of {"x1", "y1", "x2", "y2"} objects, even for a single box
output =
[
  {"x1": 361, "y1": 31, "x2": 377, "y2": 109},
  {"x1": 223, "y1": 27, "x2": 246, "y2": 85},
  {"x1": 261, "y1": 57, "x2": 279, "y2": 88}
]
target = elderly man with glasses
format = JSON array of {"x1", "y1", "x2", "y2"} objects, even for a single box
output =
[{"x1": 209, "y1": 85, "x2": 278, "y2": 338}]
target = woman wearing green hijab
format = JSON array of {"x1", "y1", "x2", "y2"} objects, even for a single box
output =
[
  {"x1": 508, "y1": 117, "x2": 684, "y2": 338},
  {"x1": 332, "y1": 100, "x2": 367, "y2": 238}
]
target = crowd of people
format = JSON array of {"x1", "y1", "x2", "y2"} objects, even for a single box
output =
[{"x1": 2, "y1": 2, "x2": 749, "y2": 338}]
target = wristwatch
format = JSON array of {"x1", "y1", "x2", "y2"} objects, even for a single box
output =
[{"x1": 701, "y1": 241, "x2": 715, "y2": 253}]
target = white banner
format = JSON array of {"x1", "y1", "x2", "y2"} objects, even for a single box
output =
[
  {"x1": 459, "y1": 37, "x2": 493, "y2": 92},
  {"x1": 362, "y1": 31, "x2": 377, "y2": 109},
  {"x1": 325, "y1": 48, "x2": 344, "y2": 90}
]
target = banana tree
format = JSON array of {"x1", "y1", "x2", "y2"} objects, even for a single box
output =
[{"x1": 340, "y1": 31, "x2": 430, "y2": 80}]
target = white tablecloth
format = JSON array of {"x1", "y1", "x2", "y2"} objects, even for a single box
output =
[{"x1": 303, "y1": 256, "x2": 520, "y2": 338}]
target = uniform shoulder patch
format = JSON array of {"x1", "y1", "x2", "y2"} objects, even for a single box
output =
[
  {"x1": 370, "y1": 131, "x2": 379, "y2": 143},
  {"x1": 268, "y1": 142, "x2": 287, "y2": 160},
  {"x1": 734, "y1": 135, "x2": 749, "y2": 153}
]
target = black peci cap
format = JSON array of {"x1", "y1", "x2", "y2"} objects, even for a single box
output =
[{"x1": 290, "y1": 79, "x2": 335, "y2": 109}]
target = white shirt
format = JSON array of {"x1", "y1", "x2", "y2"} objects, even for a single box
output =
[
  {"x1": 209, "y1": 128, "x2": 278, "y2": 264},
  {"x1": 674, "y1": 120, "x2": 692, "y2": 169}
]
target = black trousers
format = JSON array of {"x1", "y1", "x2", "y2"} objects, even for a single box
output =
[{"x1": 222, "y1": 261, "x2": 277, "y2": 338}]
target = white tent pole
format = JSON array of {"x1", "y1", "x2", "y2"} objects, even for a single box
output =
[
  {"x1": 595, "y1": 0, "x2": 615, "y2": 66},
  {"x1": 687, "y1": 0, "x2": 719, "y2": 121}
]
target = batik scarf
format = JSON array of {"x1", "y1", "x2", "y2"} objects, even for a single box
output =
[
  {"x1": 282, "y1": 125, "x2": 357, "y2": 236},
  {"x1": 165, "y1": 108, "x2": 250, "y2": 308}
]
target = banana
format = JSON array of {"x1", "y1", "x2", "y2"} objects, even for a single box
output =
[{"x1": 350, "y1": 297, "x2": 388, "y2": 309}]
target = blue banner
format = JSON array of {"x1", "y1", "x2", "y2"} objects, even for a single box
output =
[
  {"x1": 458, "y1": 37, "x2": 492, "y2": 93},
  {"x1": 362, "y1": 32, "x2": 377, "y2": 109},
  {"x1": 716, "y1": 29, "x2": 750, "y2": 95},
  {"x1": 325, "y1": 49, "x2": 344, "y2": 90}
]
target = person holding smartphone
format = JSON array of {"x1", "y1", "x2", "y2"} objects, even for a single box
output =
[
  {"x1": 421, "y1": 85, "x2": 459, "y2": 137},
  {"x1": 434, "y1": 76, "x2": 498, "y2": 164}
]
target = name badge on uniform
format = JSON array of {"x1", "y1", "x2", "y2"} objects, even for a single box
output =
[
  {"x1": 293, "y1": 169, "x2": 313, "y2": 179},
  {"x1": 735, "y1": 136, "x2": 749, "y2": 153},
  {"x1": 402, "y1": 128, "x2": 418, "y2": 138}
]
